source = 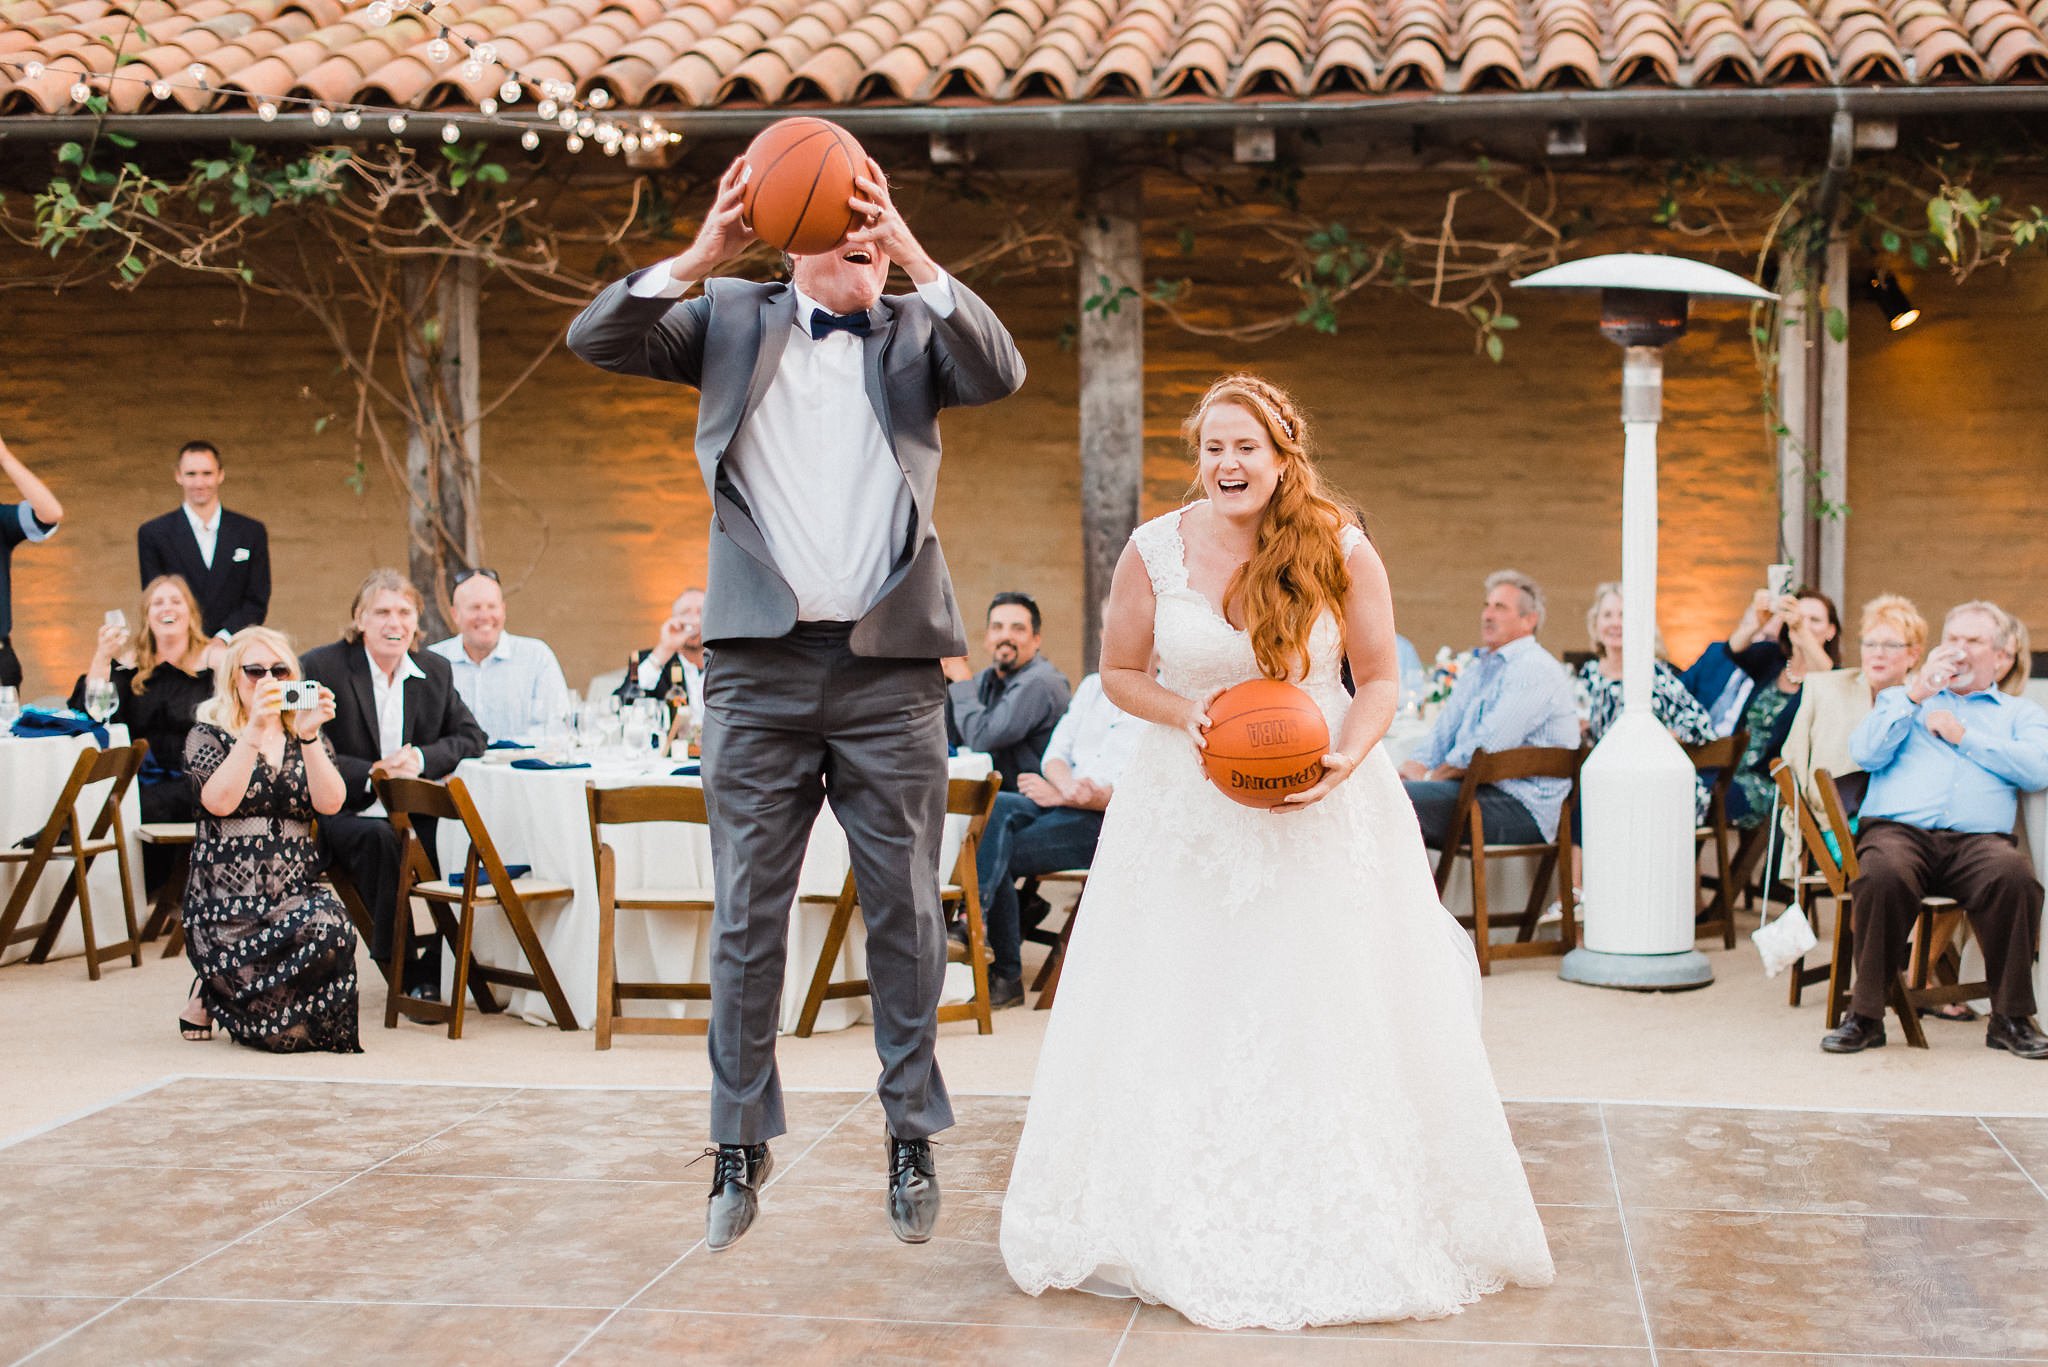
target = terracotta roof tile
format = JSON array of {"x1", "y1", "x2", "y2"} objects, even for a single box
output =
[{"x1": 5, "y1": 0, "x2": 2046, "y2": 117}]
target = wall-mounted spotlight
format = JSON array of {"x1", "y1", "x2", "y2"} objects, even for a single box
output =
[{"x1": 1864, "y1": 270, "x2": 1919, "y2": 331}]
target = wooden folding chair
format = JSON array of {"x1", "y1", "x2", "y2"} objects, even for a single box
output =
[
  {"x1": 1427, "y1": 746, "x2": 1581, "y2": 975},
  {"x1": 1686, "y1": 730, "x2": 1747, "y2": 948},
  {"x1": 1026, "y1": 869, "x2": 1088, "y2": 1010},
  {"x1": 136, "y1": 822, "x2": 197, "y2": 958},
  {"x1": 585, "y1": 782, "x2": 718, "y2": 1050},
  {"x1": 378, "y1": 775, "x2": 578, "y2": 1038},
  {"x1": 0, "y1": 742, "x2": 147, "y2": 980},
  {"x1": 795, "y1": 773, "x2": 1003, "y2": 1037}
]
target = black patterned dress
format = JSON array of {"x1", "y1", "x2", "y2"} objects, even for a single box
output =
[{"x1": 183, "y1": 723, "x2": 363, "y2": 1053}]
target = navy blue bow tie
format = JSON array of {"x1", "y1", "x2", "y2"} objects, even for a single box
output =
[{"x1": 809, "y1": 307, "x2": 871, "y2": 341}]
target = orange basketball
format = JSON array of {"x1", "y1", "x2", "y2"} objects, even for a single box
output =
[
  {"x1": 741, "y1": 117, "x2": 868, "y2": 256},
  {"x1": 1201, "y1": 679, "x2": 1330, "y2": 809}
]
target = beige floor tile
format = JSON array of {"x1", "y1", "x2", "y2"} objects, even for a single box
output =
[
  {"x1": 152, "y1": 1172, "x2": 702, "y2": 1309},
  {"x1": 1982, "y1": 1118, "x2": 2048, "y2": 1197},
  {"x1": 633, "y1": 1186, "x2": 1132, "y2": 1330},
  {"x1": 0, "y1": 1296, "x2": 117, "y2": 1360},
  {"x1": 1628, "y1": 1207, "x2": 2048, "y2": 1357},
  {"x1": 1129, "y1": 1204, "x2": 1647, "y2": 1346},
  {"x1": 32, "y1": 1297, "x2": 607, "y2": 1366},
  {"x1": 776, "y1": 1095, "x2": 1027, "y2": 1194},
  {"x1": 0, "y1": 1079, "x2": 513, "y2": 1175},
  {"x1": 573, "y1": 1310, "x2": 1126, "y2": 1366},
  {"x1": 383, "y1": 1087, "x2": 866, "y2": 1183},
  {"x1": 1504, "y1": 1102, "x2": 1613, "y2": 1207},
  {"x1": 0, "y1": 1166, "x2": 344, "y2": 1298},
  {"x1": 1114, "y1": 1336, "x2": 1654, "y2": 1365},
  {"x1": 1606, "y1": 1105, "x2": 2047, "y2": 1218}
]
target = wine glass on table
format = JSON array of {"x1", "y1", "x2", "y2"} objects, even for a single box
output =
[
  {"x1": 0, "y1": 686, "x2": 18, "y2": 732},
  {"x1": 83, "y1": 678, "x2": 119, "y2": 726}
]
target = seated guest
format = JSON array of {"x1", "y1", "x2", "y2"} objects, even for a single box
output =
[
  {"x1": 1577, "y1": 581, "x2": 1716, "y2": 823},
  {"x1": 1724, "y1": 587, "x2": 1840, "y2": 830},
  {"x1": 1398, "y1": 570, "x2": 1577, "y2": 848},
  {"x1": 945, "y1": 591, "x2": 1072, "y2": 792},
  {"x1": 71, "y1": 577, "x2": 215, "y2": 883},
  {"x1": 1680, "y1": 588, "x2": 1794, "y2": 738},
  {"x1": 1781, "y1": 594, "x2": 1927, "y2": 816},
  {"x1": 427, "y1": 567, "x2": 569, "y2": 743},
  {"x1": 1823, "y1": 600, "x2": 2048, "y2": 1059},
  {"x1": 970, "y1": 664, "x2": 1145, "y2": 1007},
  {"x1": 180, "y1": 627, "x2": 360, "y2": 1052},
  {"x1": 616, "y1": 587, "x2": 705, "y2": 709},
  {"x1": 301, "y1": 569, "x2": 486, "y2": 996},
  {"x1": 0, "y1": 428, "x2": 64, "y2": 687}
]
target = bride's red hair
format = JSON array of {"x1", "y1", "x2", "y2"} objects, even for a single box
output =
[{"x1": 1182, "y1": 374, "x2": 1355, "y2": 682}]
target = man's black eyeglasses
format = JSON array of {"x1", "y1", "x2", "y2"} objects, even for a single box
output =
[
  {"x1": 240, "y1": 664, "x2": 293, "y2": 680},
  {"x1": 453, "y1": 567, "x2": 500, "y2": 589}
]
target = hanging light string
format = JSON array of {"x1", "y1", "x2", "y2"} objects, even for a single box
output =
[{"x1": 0, "y1": 0, "x2": 683, "y2": 158}]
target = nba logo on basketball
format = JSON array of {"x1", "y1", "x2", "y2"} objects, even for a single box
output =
[{"x1": 1245, "y1": 720, "x2": 1298, "y2": 748}]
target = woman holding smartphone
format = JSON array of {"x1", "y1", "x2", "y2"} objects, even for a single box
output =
[{"x1": 179, "y1": 627, "x2": 362, "y2": 1052}]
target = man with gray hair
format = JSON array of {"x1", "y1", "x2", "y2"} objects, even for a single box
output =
[
  {"x1": 1399, "y1": 569, "x2": 1578, "y2": 848},
  {"x1": 1824, "y1": 599, "x2": 2047, "y2": 1058}
]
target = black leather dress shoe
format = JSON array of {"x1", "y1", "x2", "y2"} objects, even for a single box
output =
[
  {"x1": 704, "y1": 1143, "x2": 772, "y2": 1251},
  {"x1": 987, "y1": 975, "x2": 1024, "y2": 1009},
  {"x1": 1822, "y1": 1014, "x2": 1886, "y2": 1054},
  {"x1": 1986, "y1": 1014, "x2": 2048, "y2": 1060},
  {"x1": 886, "y1": 1136, "x2": 940, "y2": 1244}
]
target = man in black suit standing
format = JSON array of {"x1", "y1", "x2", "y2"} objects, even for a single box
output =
[
  {"x1": 301, "y1": 569, "x2": 486, "y2": 995},
  {"x1": 569, "y1": 154, "x2": 1024, "y2": 1251},
  {"x1": 136, "y1": 441, "x2": 270, "y2": 638}
]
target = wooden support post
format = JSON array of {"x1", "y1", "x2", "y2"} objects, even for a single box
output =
[
  {"x1": 1816, "y1": 231, "x2": 1849, "y2": 608},
  {"x1": 1077, "y1": 164, "x2": 1143, "y2": 674},
  {"x1": 1774, "y1": 247, "x2": 1813, "y2": 588},
  {"x1": 401, "y1": 254, "x2": 483, "y2": 640}
]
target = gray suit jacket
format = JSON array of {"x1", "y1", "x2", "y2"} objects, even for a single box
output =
[{"x1": 566, "y1": 270, "x2": 1026, "y2": 659}]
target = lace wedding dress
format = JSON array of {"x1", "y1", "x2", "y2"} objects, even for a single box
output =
[{"x1": 999, "y1": 505, "x2": 1555, "y2": 1331}]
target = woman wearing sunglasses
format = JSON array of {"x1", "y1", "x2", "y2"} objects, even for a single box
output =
[{"x1": 177, "y1": 627, "x2": 362, "y2": 1052}]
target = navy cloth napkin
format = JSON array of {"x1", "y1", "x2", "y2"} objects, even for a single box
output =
[
  {"x1": 445, "y1": 863, "x2": 532, "y2": 889},
  {"x1": 487, "y1": 740, "x2": 532, "y2": 751},
  {"x1": 11, "y1": 708, "x2": 109, "y2": 746},
  {"x1": 670, "y1": 764, "x2": 701, "y2": 776},
  {"x1": 509, "y1": 758, "x2": 589, "y2": 771}
]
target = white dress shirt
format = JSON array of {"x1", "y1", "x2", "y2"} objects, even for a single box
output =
[
  {"x1": 635, "y1": 650, "x2": 704, "y2": 704},
  {"x1": 361, "y1": 645, "x2": 426, "y2": 816},
  {"x1": 1042, "y1": 673, "x2": 1144, "y2": 788},
  {"x1": 183, "y1": 503, "x2": 221, "y2": 569},
  {"x1": 629, "y1": 261, "x2": 957, "y2": 621},
  {"x1": 428, "y1": 631, "x2": 569, "y2": 743}
]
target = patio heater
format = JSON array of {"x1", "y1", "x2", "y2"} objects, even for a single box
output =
[{"x1": 1511, "y1": 255, "x2": 1777, "y2": 991}]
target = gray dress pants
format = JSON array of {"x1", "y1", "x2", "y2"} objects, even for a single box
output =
[{"x1": 699, "y1": 622, "x2": 955, "y2": 1145}]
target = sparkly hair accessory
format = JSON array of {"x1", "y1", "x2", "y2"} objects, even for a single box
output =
[{"x1": 1202, "y1": 386, "x2": 1297, "y2": 444}]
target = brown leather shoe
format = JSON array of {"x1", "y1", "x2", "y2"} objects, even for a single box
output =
[
  {"x1": 1987, "y1": 1014, "x2": 2048, "y2": 1060},
  {"x1": 1822, "y1": 1014, "x2": 1886, "y2": 1054}
]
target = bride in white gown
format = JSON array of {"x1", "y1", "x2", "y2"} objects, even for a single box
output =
[{"x1": 1000, "y1": 374, "x2": 1554, "y2": 1331}]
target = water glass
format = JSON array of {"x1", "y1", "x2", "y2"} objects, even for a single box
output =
[
  {"x1": 0, "y1": 686, "x2": 18, "y2": 731},
  {"x1": 83, "y1": 679, "x2": 119, "y2": 724}
]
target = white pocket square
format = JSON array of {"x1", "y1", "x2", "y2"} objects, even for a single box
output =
[{"x1": 232, "y1": 547, "x2": 251, "y2": 562}]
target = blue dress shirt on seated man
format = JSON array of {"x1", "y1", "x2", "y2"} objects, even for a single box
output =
[
  {"x1": 1400, "y1": 571, "x2": 1578, "y2": 847},
  {"x1": 972, "y1": 672, "x2": 1144, "y2": 1005},
  {"x1": 1825, "y1": 600, "x2": 2048, "y2": 1059},
  {"x1": 426, "y1": 570, "x2": 570, "y2": 744}
]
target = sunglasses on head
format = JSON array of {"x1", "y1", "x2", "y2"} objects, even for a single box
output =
[
  {"x1": 240, "y1": 664, "x2": 293, "y2": 680},
  {"x1": 453, "y1": 567, "x2": 500, "y2": 589}
]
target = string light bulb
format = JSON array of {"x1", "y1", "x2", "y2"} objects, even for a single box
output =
[
  {"x1": 387, "y1": 113, "x2": 407, "y2": 134},
  {"x1": 520, "y1": 129, "x2": 539, "y2": 151},
  {"x1": 312, "y1": 105, "x2": 333, "y2": 126},
  {"x1": 187, "y1": 62, "x2": 205, "y2": 82},
  {"x1": 536, "y1": 97, "x2": 557, "y2": 119},
  {"x1": 151, "y1": 79, "x2": 172, "y2": 99},
  {"x1": 427, "y1": 37, "x2": 450, "y2": 62},
  {"x1": 479, "y1": 96, "x2": 497, "y2": 114},
  {"x1": 258, "y1": 100, "x2": 278, "y2": 121},
  {"x1": 366, "y1": 0, "x2": 394, "y2": 24},
  {"x1": 565, "y1": 133, "x2": 584, "y2": 152},
  {"x1": 577, "y1": 116, "x2": 595, "y2": 136},
  {"x1": 622, "y1": 133, "x2": 640, "y2": 153},
  {"x1": 498, "y1": 79, "x2": 520, "y2": 102},
  {"x1": 69, "y1": 79, "x2": 92, "y2": 103},
  {"x1": 472, "y1": 43, "x2": 498, "y2": 65},
  {"x1": 588, "y1": 87, "x2": 610, "y2": 108},
  {"x1": 460, "y1": 58, "x2": 483, "y2": 80},
  {"x1": 556, "y1": 108, "x2": 576, "y2": 129},
  {"x1": 23, "y1": 60, "x2": 45, "y2": 80},
  {"x1": 341, "y1": 109, "x2": 362, "y2": 130},
  {"x1": 440, "y1": 121, "x2": 459, "y2": 143}
]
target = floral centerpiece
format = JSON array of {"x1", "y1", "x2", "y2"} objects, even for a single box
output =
[{"x1": 1422, "y1": 647, "x2": 1474, "y2": 711}]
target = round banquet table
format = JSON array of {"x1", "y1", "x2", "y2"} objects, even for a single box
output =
[
  {"x1": 0, "y1": 727, "x2": 146, "y2": 966},
  {"x1": 435, "y1": 751, "x2": 993, "y2": 1032}
]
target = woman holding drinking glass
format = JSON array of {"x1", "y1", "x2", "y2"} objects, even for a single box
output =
[
  {"x1": 1781, "y1": 594, "x2": 1928, "y2": 817},
  {"x1": 178, "y1": 627, "x2": 361, "y2": 1052},
  {"x1": 70, "y1": 576, "x2": 216, "y2": 833}
]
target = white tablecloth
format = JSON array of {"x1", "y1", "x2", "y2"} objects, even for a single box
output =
[
  {"x1": 435, "y1": 751, "x2": 992, "y2": 1032},
  {"x1": 0, "y1": 728, "x2": 145, "y2": 966}
]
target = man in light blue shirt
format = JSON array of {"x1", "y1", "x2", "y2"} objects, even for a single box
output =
[
  {"x1": 1824, "y1": 600, "x2": 2048, "y2": 1059},
  {"x1": 427, "y1": 568, "x2": 570, "y2": 744},
  {"x1": 1399, "y1": 570, "x2": 1579, "y2": 846}
]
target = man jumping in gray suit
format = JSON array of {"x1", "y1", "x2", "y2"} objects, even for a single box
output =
[{"x1": 568, "y1": 153, "x2": 1026, "y2": 1252}]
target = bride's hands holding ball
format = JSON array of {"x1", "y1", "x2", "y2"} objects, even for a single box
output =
[
  {"x1": 1275, "y1": 749, "x2": 1361, "y2": 814},
  {"x1": 1180, "y1": 685, "x2": 1226, "y2": 753}
]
